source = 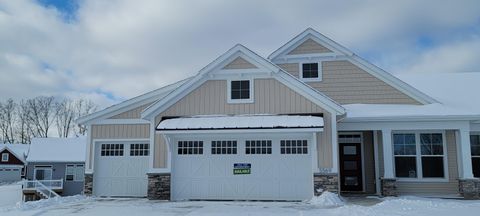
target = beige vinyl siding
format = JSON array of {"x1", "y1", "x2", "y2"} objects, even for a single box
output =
[
  {"x1": 153, "y1": 78, "x2": 332, "y2": 168},
  {"x1": 396, "y1": 130, "x2": 459, "y2": 196},
  {"x1": 277, "y1": 61, "x2": 421, "y2": 105},
  {"x1": 363, "y1": 131, "x2": 376, "y2": 194},
  {"x1": 109, "y1": 103, "x2": 153, "y2": 119},
  {"x1": 317, "y1": 112, "x2": 333, "y2": 169},
  {"x1": 288, "y1": 39, "x2": 332, "y2": 55},
  {"x1": 88, "y1": 124, "x2": 150, "y2": 169},
  {"x1": 222, "y1": 57, "x2": 258, "y2": 69}
]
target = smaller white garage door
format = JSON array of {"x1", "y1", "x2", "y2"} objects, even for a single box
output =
[
  {"x1": 94, "y1": 142, "x2": 150, "y2": 197},
  {"x1": 0, "y1": 167, "x2": 22, "y2": 182}
]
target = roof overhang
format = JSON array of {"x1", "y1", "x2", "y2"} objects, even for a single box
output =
[{"x1": 156, "y1": 115, "x2": 324, "y2": 134}]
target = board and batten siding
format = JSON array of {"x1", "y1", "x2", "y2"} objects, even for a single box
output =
[
  {"x1": 88, "y1": 124, "x2": 150, "y2": 169},
  {"x1": 288, "y1": 38, "x2": 332, "y2": 55},
  {"x1": 277, "y1": 61, "x2": 421, "y2": 105},
  {"x1": 378, "y1": 130, "x2": 459, "y2": 196},
  {"x1": 153, "y1": 78, "x2": 333, "y2": 169},
  {"x1": 109, "y1": 103, "x2": 153, "y2": 119}
]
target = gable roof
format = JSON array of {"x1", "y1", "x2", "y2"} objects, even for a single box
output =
[
  {"x1": 0, "y1": 144, "x2": 29, "y2": 164},
  {"x1": 77, "y1": 77, "x2": 191, "y2": 125},
  {"x1": 27, "y1": 137, "x2": 86, "y2": 163},
  {"x1": 269, "y1": 28, "x2": 438, "y2": 105},
  {"x1": 141, "y1": 44, "x2": 346, "y2": 120}
]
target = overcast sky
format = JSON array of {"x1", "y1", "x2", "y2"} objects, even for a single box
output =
[{"x1": 0, "y1": 0, "x2": 479, "y2": 108}]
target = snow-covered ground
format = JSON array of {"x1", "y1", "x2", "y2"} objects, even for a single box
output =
[
  {"x1": 1, "y1": 184, "x2": 480, "y2": 216},
  {"x1": 0, "y1": 183, "x2": 22, "y2": 208}
]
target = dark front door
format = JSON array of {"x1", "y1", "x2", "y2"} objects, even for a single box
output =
[{"x1": 340, "y1": 142, "x2": 363, "y2": 191}]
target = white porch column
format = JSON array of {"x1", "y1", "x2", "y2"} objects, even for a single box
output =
[
  {"x1": 331, "y1": 115, "x2": 338, "y2": 173},
  {"x1": 382, "y1": 129, "x2": 394, "y2": 178},
  {"x1": 457, "y1": 129, "x2": 474, "y2": 179}
]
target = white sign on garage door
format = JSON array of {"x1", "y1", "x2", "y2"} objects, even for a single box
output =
[
  {"x1": 94, "y1": 142, "x2": 150, "y2": 197},
  {"x1": 171, "y1": 133, "x2": 314, "y2": 201}
]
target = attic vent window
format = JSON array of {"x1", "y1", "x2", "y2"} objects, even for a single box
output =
[
  {"x1": 300, "y1": 62, "x2": 322, "y2": 82},
  {"x1": 1, "y1": 153, "x2": 8, "y2": 162},
  {"x1": 228, "y1": 79, "x2": 254, "y2": 103}
]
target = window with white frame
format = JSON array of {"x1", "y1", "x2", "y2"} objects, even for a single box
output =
[
  {"x1": 245, "y1": 140, "x2": 272, "y2": 155},
  {"x1": 300, "y1": 62, "x2": 322, "y2": 81},
  {"x1": 101, "y1": 144, "x2": 124, "y2": 156},
  {"x1": 65, "y1": 164, "x2": 85, "y2": 181},
  {"x1": 471, "y1": 134, "x2": 480, "y2": 177},
  {"x1": 211, "y1": 140, "x2": 237, "y2": 155},
  {"x1": 393, "y1": 132, "x2": 446, "y2": 179},
  {"x1": 228, "y1": 80, "x2": 253, "y2": 103},
  {"x1": 1, "y1": 153, "x2": 8, "y2": 162},
  {"x1": 177, "y1": 141, "x2": 203, "y2": 155},
  {"x1": 280, "y1": 140, "x2": 308, "y2": 154},
  {"x1": 130, "y1": 143, "x2": 149, "y2": 156}
]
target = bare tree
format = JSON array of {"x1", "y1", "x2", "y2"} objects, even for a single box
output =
[
  {"x1": 0, "y1": 99, "x2": 16, "y2": 143},
  {"x1": 16, "y1": 100, "x2": 33, "y2": 144},
  {"x1": 73, "y1": 99, "x2": 97, "y2": 136},
  {"x1": 55, "y1": 98, "x2": 76, "y2": 138},
  {"x1": 26, "y1": 96, "x2": 56, "y2": 138}
]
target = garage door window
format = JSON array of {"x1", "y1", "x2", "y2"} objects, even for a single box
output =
[
  {"x1": 246, "y1": 140, "x2": 272, "y2": 154},
  {"x1": 130, "y1": 144, "x2": 149, "y2": 156},
  {"x1": 101, "y1": 144, "x2": 124, "y2": 156},
  {"x1": 211, "y1": 141, "x2": 237, "y2": 155},
  {"x1": 281, "y1": 140, "x2": 308, "y2": 154},
  {"x1": 178, "y1": 141, "x2": 203, "y2": 155}
]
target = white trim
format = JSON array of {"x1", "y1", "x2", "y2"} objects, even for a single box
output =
[
  {"x1": 382, "y1": 129, "x2": 394, "y2": 178},
  {"x1": 33, "y1": 165, "x2": 53, "y2": 181},
  {"x1": 299, "y1": 61, "x2": 323, "y2": 82},
  {"x1": 85, "y1": 125, "x2": 92, "y2": 173},
  {"x1": 312, "y1": 132, "x2": 319, "y2": 173},
  {"x1": 0, "y1": 146, "x2": 27, "y2": 164},
  {"x1": 1, "y1": 153, "x2": 8, "y2": 162},
  {"x1": 92, "y1": 119, "x2": 150, "y2": 125},
  {"x1": 227, "y1": 78, "x2": 254, "y2": 104},
  {"x1": 331, "y1": 115, "x2": 339, "y2": 173},
  {"x1": 392, "y1": 130, "x2": 450, "y2": 182},
  {"x1": 457, "y1": 128, "x2": 474, "y2": 179},
  {"x1": 269, "y1": 28, "x2": 437, "y2": 105},
  {"x1": 344, "y1": 115, "x2": 480, "y2": 122},
  {"x1": 141, "y1": 44, "x2": 345, "y2": 120},
  {"x1": 338, "y1": 120, "x2": 471, "y2": 131},
  {"x1": 373, "y1": 130, "x2": 381, "y2": 195},
  {"x1": 158, "y1": 128, "x2": 324, "y2": 135}
]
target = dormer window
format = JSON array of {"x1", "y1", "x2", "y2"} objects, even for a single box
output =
[
  {"x1": 1, "y1": 153, "x2": 8, "y2": 162},
  {"x1": 300, "y1": 62, "x2": 322, "y2": 82},
  {"x1": 228, "y1": 79, "x2": 254, "y2": 103}
]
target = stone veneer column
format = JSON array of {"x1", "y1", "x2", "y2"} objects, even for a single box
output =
[
  {"x1": 84, "y1": 173, "x2": 93, "y2": 196},
  {"x1": 459, "y1": 179, "x2": 480, "y2": 199},
  {"x1": 381, "y1": 178, "x2": 397, "y2": 196},
  {"x1": 147, "y1": 173, "x2": 171, "y2": 200},
  {"x1": 313, "y1": 173, "x2": 339, "y2": 195}
]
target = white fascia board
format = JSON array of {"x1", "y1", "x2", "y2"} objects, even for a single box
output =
[
  {"x1": 268, "y1": 28, "x2": 353, "y2": 60},
  {"x1": 92, "y1": 119, "x2": 150, "y2": 125},
  {"x1": 275, "y1": 72, "x2": 345, "y2": 115},
  {"x1": 27, "y1": 160, "x2": 85, "y2": 163},
  {"x1": 76, "y1": 78, "x2": 190, "y2": 125},
  {"x1": 343, "y1": 115, "x2": 480, "y2": 123},
  {"x1": 338, "y1": 120, "x2": 470, "y2": 131},
  {"x1": 157, "y1": 128, "x2": 323, "y2": 135}
]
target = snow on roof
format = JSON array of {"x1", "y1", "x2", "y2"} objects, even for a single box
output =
[
  {"x1": 344, "y1": 72, "x2": 480, "y2": 120},
  {"x1": 157, "y1": 115, "x2": 324, "y2": 130},
  {"x1": 27, "y1": 137, "x2": 86, "y2": 163},
  {"x1": 0, "y1": 144, "x2": 29, "y2": 162}
]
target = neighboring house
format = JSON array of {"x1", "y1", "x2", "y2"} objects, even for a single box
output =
[
  {"x1": 23, "y1": 137, "x2": 86, "y2": 201},
  {"x1": 77, "y1": 28, "x2": 480, "y2": 201},
  {"x1": 0, "y1": 144, "x2": 29, "y2": 182}
]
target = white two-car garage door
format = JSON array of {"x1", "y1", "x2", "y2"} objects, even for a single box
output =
[
  {"x1": 94, "y1": 142, "x2": 150, "y2": 197},
  {"x1": 171, "y1": 134, "x2": 314, "y2": 201}
]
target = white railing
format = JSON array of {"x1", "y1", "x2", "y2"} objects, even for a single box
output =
[{"x1": 22, "y1": 179, "x2": 63, "y2": 198}]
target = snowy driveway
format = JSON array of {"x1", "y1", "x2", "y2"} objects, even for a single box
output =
[{"x1": 1, "y1": 195, "x2": 480, "y2": 216}]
